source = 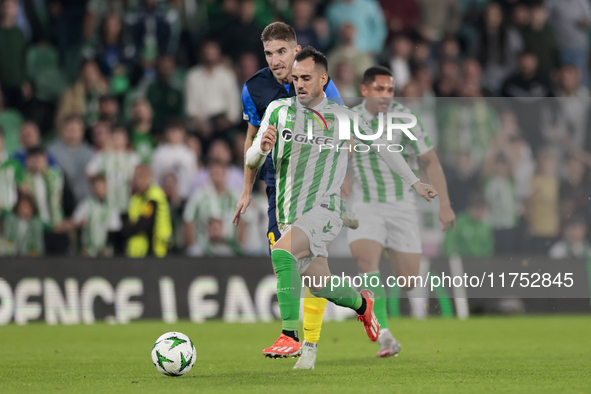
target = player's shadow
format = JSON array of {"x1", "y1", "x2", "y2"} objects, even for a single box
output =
[{"x1": 315, "y1": 357, "x2": 395, "y2": 367}]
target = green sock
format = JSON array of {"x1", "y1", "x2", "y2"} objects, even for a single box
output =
[
  {"x1": 310, "y1": 276, "x2": 362, "y2": 310},
  {"x1": 271, "y1": 249, "x2": 301, "y2": 331},
  {"x1": 360, "y1": 272, "x2": 388, "y2": 329}
]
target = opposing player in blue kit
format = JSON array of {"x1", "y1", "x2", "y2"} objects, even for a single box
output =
[{"x1": 231, "y1": 22, "x2": 348, "y2": 369}]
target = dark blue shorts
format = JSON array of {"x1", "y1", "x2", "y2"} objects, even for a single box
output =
[{"x1": 266, "y1": 186, "x2": 281, "y2": 256}]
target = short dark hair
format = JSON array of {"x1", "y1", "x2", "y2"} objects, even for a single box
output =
[
  {"x1": 14, "y1": 192, "x2": 38, "y2": 216},
  {"x1": 26, "y1": 146, "x2": 46, "y2": 157},
  {"x1": 261, "y1": 22, "x2": 297, "y2": 43},
  {"x1": 294, "y1": 46, "x2": 328, "y2": 73},
  {"x1": 62, "y1": 114, "x2": 84, "y2": 127},
  {"x1": 90, "y1": 173, "x2": 107, "y2": 184},
  {"x1": 164, "y1": 117, "x2": 186, "y2": 132},
  {"x1": 362, "y1": 66, "x2": 393, "y2": 85}
]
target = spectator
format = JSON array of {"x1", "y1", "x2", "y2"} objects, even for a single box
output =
[
  {"x1": 433, "y1": 60, "x2": 462, "y2": 97},
  {"x1": 183, "y1": 160, "x2": 246, "y2": 257},
  {"x1": 12, "y1": 121, "x2": 58, "y2": 167},
  {"x1": 549, "y1": 216, "x2": 591, "y2": 259},
  {"x1": 160, "y1": 172, "x2": 185, "y2": 252},
  {"x1": 50, "y1": 0, "x2": 87, "y2": 59},
  {"x1": 185, "y1": 40, "x2": 241, "y2": 140},
  {"x1": 124, "y1": 164, "x2": 172, "y2": 258},
  {"x1": 145, "y1": 55, "x2": 184, "y2": 134},
  {"x1": 526, "y1": 148, "x2": 560, "y2": 254},
  {"x1": 410, "y1": 38, "x2": 438, "y2": 76},
  {"x1": 416, "y1": 0, "x2": 462, "y2": 42},
  {"x1": 91, "y1": 120, "x2": 112, "y2": 151},
  {"x1": 0, "y1": 192, "x2": 45, "y2": 256},
  {"x1": 91, "y1": 12, "x2": 134, "y2": 80},
  {"x1": 130, "y1": 99, "x2": 155, "y2": 163},
  {"x1": 511, "y1": 3, "x2": 531, "y2": 30},
  {"x1": 328, "y1": 23, "x2": 374, "y2": 86},
  {"x1": 332, "y1": 61, "x2": 359, "y2": 98},
  {"x1": 413, "y1": 66, "x2": 436, "y2": 99},
  {"x1": 443, "y1": 192, "x2": 494, "y2": 257},
  {"x1": 502, "y1": 52, "x2": 553, "y2": 152},
  {"x1": 379, "y1": 0, "x2": 420, "y2": 34},
  {"x1": 483, "y1": 153, "x2": 519, "y2": 254},
  {"x1": 98, "y1": 95, "x2": 121, "y2": 126},
  {"x1": 70, "y1": 174, "x2": 121, "y2": 257},
  {"x1": 326, "y1": 0, "x2": 387, "y2": 54},
  {"x1": 0, "y1": 0, "x2": 27, "y2": 109},
  {"x1": 519, "y1": 2, "x2": 560, "y2": 80},
  {"x1": 386, "y1": 34, "x2": 413, "y2": 93},
  {"x1": 445, "y1": 151, "x2": 480, "y2": 212},
  {"x1": 545, "y1": 0, "x2": 591, "y2": 86},
  {"x1": 219, "y1": 0, "x2": 263, "y2": 64},
  {"x1": 400, "y1": 80, "x2": 439, "y2": 147},
  {"x1": 485, "y1": 109, "x2": 535, "y2": 207},
  {"x1": 83, "y1": 0, "x2": 129, "y2": 40},
  {"x1": 469, "y1": 1, "x2": 523, "y2": 93},
  {"x1": 126, "y1": 0, "x2": 174, "y2": 63},
  {"x1": 48, "y1": 115, "x2": 94, "y2": 205},
  {"x1": 151, "y1": 118, "x2": 197, "y2": 199},
  {"x1": 462, "y1": 58, "x2": 493, "y2": 97},
  {"x1": 86, "y1": 125, "x2": 139, "y2": 213},
  {"x1": 291, "y1": 0, "x2": 322, "y2": 50},
  {"x1": 237, "y1": 52, "x2": 260, "y2": 87},
  {"x1": 437, "y1": 86, "x2": 499, "y2": 167},
  {"x1": 55, "y1": 60, "x2": 108, "y2": 129},
  {"x1": 0, "y1": 155, "x2": 21, "y2": 210},
  {"x1": 440, "y1": 36, "x2": 462, "y2": 65},
  {"x1": 559, "y1": 153, "x2": 588, "y2": 221},
  {"x1": 21, "y1": 146, "x2": 63, "y2": 227},
  {"x1": 554, "y1": 65, "x2": 589, "y2": 150},
  {"x1": 190, "y1": 138, "x2": 243, "y2": 193}
]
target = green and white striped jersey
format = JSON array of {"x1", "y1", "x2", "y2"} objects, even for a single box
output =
[
  {"x1": 86, "y1": 151, "x2": 139, "y2": 213},
  {"x1": 250, "y1": 96, "x2": 419, "y2": 224},
  {"x1": 351, "y1": 100, "x2": 433, "y2": 204},
  {"x1": 73, "y1": 197, "x2": 120, "y2": 257},
  {"x1": 0, "y1": 210, "x2": 47, "y2": 256},
  {"x1": 21, "y1": 168, "x2": 64, "y2": 226},
  {"x1": 0, "y1": 159, "x2": 23, "y2": 211},
  {"x1": 183, "y1": 184, "x2": 243, "y2": 248}
]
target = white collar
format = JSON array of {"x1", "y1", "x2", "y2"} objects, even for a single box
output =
[{"x1": 296, "y1": 92, "x2": 327, "y2": 111}]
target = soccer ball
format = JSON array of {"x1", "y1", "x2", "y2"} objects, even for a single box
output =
[{"x1": 151, "y1": 332, "x2": 196, "y2": 376}]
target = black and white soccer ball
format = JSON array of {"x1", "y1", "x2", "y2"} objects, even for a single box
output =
[{"x1": 151, "y1": 332, "x2": 196, "y2": 376}]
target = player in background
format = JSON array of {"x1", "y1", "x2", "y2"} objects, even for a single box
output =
[
  {"x1": 246, "y1": 47, "x2": 438, "y2": 361},
  {"x1": 232, "y1": 22, "x2": 344, "y2": 369},
  {"x1": 346, "y1": 66, "x2": 456, "y2": 357}
]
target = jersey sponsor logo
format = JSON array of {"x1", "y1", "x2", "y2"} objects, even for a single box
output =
[
  {"x1": 293, "y1": 133, "x2": 335, "y2": 146},
  {"x1": 281, "y1": 128, "x2": 293, "y2": 141}
]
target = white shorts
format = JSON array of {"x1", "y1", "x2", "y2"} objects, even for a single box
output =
[
  {"x1": 347, "y1": 197, "x2": 422, "y2": 254},
  {"x1": 278, "y1": 207, "x2": 342, "y2": 274}
]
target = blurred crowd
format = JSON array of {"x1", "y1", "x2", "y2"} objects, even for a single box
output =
[{"x1": 0, "y1": 0, "x2": 590, "y2": 259}]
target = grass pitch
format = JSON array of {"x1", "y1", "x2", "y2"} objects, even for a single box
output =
[{"x1": 0, "y1": 316, "x2": 590, "y2": 394}]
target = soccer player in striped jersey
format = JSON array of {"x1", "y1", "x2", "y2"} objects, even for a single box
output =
[
  {"x1": 232, "y1": 22, "x2": 346, "y2": 369},
  {"x1": 347, "y1": 66, "x2": 456, "y2": 358},
  {"x1": 246, "y1": 47, "x2": 438, "y2": 360}
]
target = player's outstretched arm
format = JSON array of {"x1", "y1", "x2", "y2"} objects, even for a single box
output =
[
  {"x1": 233, "y1": 123, "x2": 260, "y2": 226},
  {"x1": 246, "y1": 125, "x2": 277, "y2": 170}
]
